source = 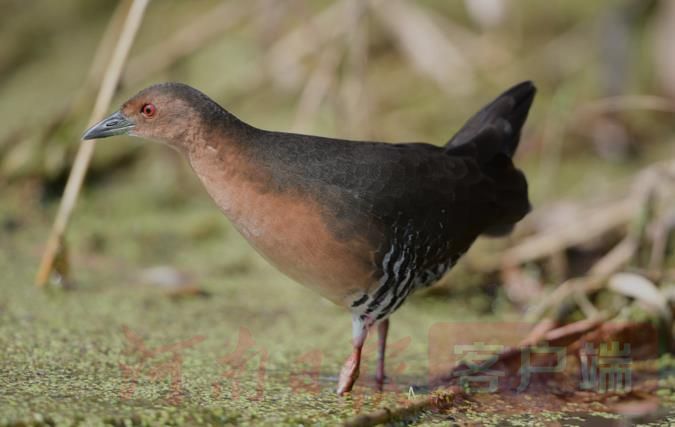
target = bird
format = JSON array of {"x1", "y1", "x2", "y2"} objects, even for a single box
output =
[{"x1": 83, "y1": 81, "x2": 535, "y2": 395}]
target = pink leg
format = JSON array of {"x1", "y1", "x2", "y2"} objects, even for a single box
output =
[
  {"x1": 337, "y1": 316, "x2": 368, "y2": 395},
  {"x1": 375, "y1": 319, "x2": 389, "y2": 387}
]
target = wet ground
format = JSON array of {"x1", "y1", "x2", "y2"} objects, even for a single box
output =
[
  {"x1": 1, "y1": 159, "x2": 673, "y2": 426},
  {"x1": 0, "y1": 165, "x2": 482, "y2": 426}
]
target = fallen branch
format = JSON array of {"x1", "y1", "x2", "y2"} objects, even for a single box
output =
[{"x1": 342, "y1": 388, "x2": 463, "y2": 427}]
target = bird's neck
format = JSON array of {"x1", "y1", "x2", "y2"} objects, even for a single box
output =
[{"x1": 185, "y1": 124, "x2": 269, "y2": 219}]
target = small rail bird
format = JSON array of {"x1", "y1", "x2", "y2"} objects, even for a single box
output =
[{"x1": 84, "y1": 81, "x2": 535, "y2": 394}]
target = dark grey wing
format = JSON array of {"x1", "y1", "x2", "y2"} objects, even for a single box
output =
[
  {"x1": 321, "y1": 142, "x2": 501, "y2": 318},
  {"x1": 353, "y1": 143, "x2": 501, "y2": 275},
  {"x1": 248, "y1": 81, "x2": 534, "y2": 285}
]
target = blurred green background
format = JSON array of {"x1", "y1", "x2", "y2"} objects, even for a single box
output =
[{"x1": 1, "y1": 0, "x2": 675, "y2": 425}]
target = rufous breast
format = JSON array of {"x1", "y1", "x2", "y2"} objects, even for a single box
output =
[{"x1": 188, "y1": 145, "x2": 376, "y2": 307}]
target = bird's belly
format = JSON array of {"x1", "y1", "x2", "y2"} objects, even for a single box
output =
[
  {"x1": 194, "y1": 164, "x2": 375, "y2": 306},
  {"x1": 238, "y1": 199, "x2": 374, "y2": 306}
]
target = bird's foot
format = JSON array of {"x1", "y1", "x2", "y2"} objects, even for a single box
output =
[{"x1": 337, "y1": 353, "x2": 360, "y2": 395}]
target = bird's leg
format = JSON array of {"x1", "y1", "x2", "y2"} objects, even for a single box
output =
[
  {"x1": 375, "y1": 318, "x2": 389, "y2": 389},
  {"x1": 337, "y1": 315, "x2": 368, "y2": 395}
]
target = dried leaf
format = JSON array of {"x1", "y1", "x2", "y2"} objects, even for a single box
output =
[
  {"x1": 138, "y1": 265, "x2": 187, "y2": 287},
  {"x1": 608, "y1": 273, "x2": 669, "y2": 320}
]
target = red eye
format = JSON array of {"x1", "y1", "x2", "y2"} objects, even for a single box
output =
[{"x1": 141, "y1": 103, "x2": 156, "y2": 117}]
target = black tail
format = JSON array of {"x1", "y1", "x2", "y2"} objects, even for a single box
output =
[{"x1": 446, "y1": 81, "x2": 536, "y2": 236}]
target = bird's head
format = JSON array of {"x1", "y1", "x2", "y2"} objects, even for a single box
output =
[{"x1": 83, "y1": 83, "x2": 233, "y2": 152}]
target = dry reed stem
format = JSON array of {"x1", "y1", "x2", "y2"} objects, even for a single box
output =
[
  {"x1": 266, "y1": 1, "x2": 346, "y2": 88},
  {"x1": 7, "y1": 0, "x2": 239, "y2": 156},
  {"x1": 370, "y1": 0, "x2": 475, "y2": 95},
  {"x1": 35, "y1": 0, "x2": 150, "y2": 288},
  {"x1": 339, "y1": 0, "x2": 370, "y2": 137},
  {"x1": 123, "y1": 1, "x2": 250, "y2": 86},
  {"x1": 85, "y1": 0, "x2": 135, "y2": 91},
  {"x1": 0, "y1": 0, "x2": 131, "y2": 176},
  {"x1": 291, "y1": 47, "x2": 341, "y2": 132}
]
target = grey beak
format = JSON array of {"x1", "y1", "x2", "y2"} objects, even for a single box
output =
[{"x1": 82, "y1": 111, "x2": 135, "y2": 140}]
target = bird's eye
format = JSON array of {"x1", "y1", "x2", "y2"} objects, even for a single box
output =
[{"x1": 141, "y1": 103, "x2": 156, "y2": 118}]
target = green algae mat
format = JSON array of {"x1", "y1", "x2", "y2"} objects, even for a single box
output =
[
  {"x1": 1, "y1": 171, "x2": 674, "y2": 426},
  {"x1": 0, "y1": 172, "x2": 457, "y2": 426}
]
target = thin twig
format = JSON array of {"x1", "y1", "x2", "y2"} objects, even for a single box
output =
[
  {"x1": 648, "y1": 210, "x2": 675, "y2": 275},
  {"x1": 573, "y1": 291, "x2": 601, "y2": 319},
  {"x1": 535, "y1": 85, "x2": 571, "y2": 201},
  {"x1": 35, "y1": 0, "x2": 150, "y2": 288},
  {"x1": 525, "y1": 235, "x2": 638, "y2": 322},
  {"x1": 519, "y1": 317, "x2": 558, "y2": 346}
]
